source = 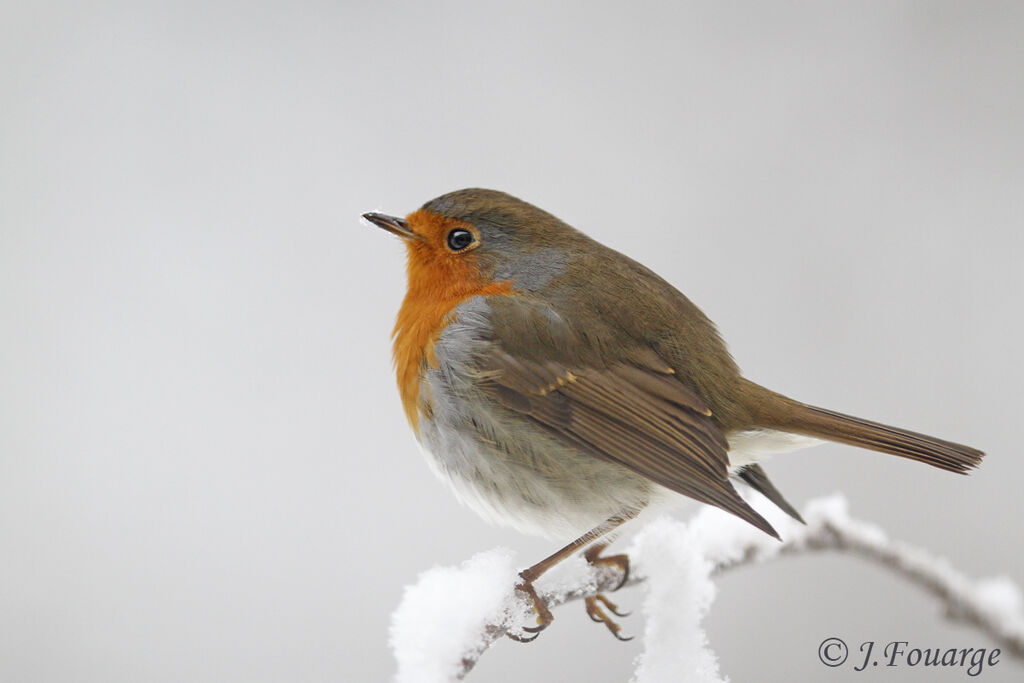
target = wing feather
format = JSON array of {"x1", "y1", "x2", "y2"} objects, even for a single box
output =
[{"x1": 481, "y1": 347, "x2": 779, "y2": 538}]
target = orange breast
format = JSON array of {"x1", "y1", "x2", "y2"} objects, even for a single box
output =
[{"x1": 391, "y1": 210, "x2": 514, "y2": 432}]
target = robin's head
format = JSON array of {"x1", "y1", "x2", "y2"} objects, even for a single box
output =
[{"x1": 364, "y1": 189, "x2": 583, "y2": 295}]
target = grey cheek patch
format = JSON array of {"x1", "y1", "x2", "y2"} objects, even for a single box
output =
[{"x1": 495, "y1": 247, "x2": 567, "y2": 291}]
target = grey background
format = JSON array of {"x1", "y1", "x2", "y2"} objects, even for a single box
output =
[{"x1": 2, "y1": 1, "x2": 1021, "y2": 681}]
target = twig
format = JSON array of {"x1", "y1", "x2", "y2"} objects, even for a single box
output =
[{"x1": 393, "y1": 497, "x2": 1024, "y2": 681}]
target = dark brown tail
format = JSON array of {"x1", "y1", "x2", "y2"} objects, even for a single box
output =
[{"x1": 750, "y1": 384, "x2": 984, "y2": 474}]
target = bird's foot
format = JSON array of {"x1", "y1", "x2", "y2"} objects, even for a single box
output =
[
  {"x1": 508, "y1": 577, "x2": 553, "y2": 642},
  {"x1": 585, "y1": 594, "x2": 633, "y2": 641},
  {"x1": 583, "y1": 548, "x2": 633, "y2": 639},
  {"x1": 584, "y1": 548, "x2": 630, "y2": 591}
]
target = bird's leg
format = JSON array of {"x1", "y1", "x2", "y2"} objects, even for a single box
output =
[
  {"x1": 509, "y1": 512, "x2": 634, "y2": 642},
  {"x1": 582, "y1": 540, "x2": 633, "y2": 640}
]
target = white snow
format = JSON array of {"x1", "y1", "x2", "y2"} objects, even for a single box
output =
[
  {"x1": 388, "y1": 548, "x2": 527, "y2": 683},
  {"x1": 970, "y1": 577, "x2": 1024, "y2": 643},
  {"x1": 388, "y1": 494, "x2": 1024, "y2": 682},
  {"x1": 627, "y1": 516, "x2": 725, "y2": 683},
  {"x1": 625, "y1": 490, "x2": 811, "y2": 683}
]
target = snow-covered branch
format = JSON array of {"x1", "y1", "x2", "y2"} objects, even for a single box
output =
[{"x1": 388, "y1": 495, "x2": 1024, "y2": 682}]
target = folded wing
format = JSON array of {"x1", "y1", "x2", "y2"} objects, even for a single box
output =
[{"x1": 480, "y1": 344, "x2": 780, "y2": 538}]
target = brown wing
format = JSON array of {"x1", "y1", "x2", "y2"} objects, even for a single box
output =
[{"x1": 480, "y1": 348, "x2": 779, "y2": 538}]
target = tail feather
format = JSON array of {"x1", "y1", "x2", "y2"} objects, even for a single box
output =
[
  {"x1": 738, "y1": 464, "x2": 805, "y2": 524},
  {"x1": 758, "y1": 397, "x2": 984, "y2": 474}
]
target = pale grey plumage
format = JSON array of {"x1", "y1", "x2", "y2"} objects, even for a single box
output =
[{"x1": 419, "y1": 296, "x2": 659, "y2": 540}]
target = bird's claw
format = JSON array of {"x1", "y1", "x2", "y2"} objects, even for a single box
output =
[
  {"x1": 584, "y1": 549, "x2": 630, "y2": 591},
  {"x1": 592, "y1": 592, "x2": 630, "y2": 617},
  {"x1": 581, "y1": 549, "x2": 633, "y2": 638},
  {"x1": 585, "y1": 595, "x2": 634, "y2": 641},
  {"x1": 508, "y1": 579, "x2": 553, "y2": 643},
  {"x1": 506, "y1": 629, "x2": 541, "y2": 643}
]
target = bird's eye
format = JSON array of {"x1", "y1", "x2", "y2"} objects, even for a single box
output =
[{"x1": 446, "y1": 228, "x2": 475, "y2": 252}]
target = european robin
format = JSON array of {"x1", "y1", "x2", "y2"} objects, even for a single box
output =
[{"x1": 363, "y1": 188, "x2": 984, "y2": 640}]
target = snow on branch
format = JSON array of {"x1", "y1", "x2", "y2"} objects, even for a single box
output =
[{"x1": 388, "y1": 495, "x2": 1024, "y2": 682}]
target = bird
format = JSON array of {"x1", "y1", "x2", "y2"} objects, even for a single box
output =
[{"x1": 362, "y1": 188, "x2": 984, "y2": 640}]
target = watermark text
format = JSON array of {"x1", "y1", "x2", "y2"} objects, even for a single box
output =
[{"x1": 818, "y1": 638, "x2": 1000, "y2": 676}]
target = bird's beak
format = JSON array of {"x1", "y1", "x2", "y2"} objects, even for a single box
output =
[{"x1": 362, "y1": 212, "x2": 420, "y2": 241}]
